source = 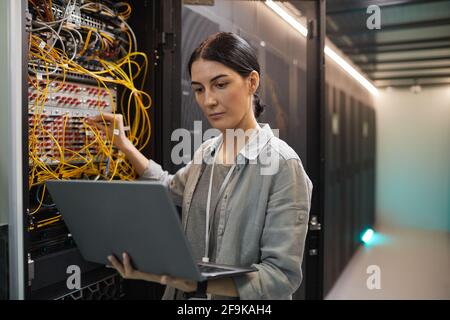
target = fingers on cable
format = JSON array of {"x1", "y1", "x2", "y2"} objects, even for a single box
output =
[{"x1": 94, "y1": 123, "x2": 107, "y2": 131}]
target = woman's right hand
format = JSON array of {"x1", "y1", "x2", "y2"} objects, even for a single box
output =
[
  {"x1": 85, "y1": 113, "x2": 129, "y2": 150},
  {"x1": 86, "y1": 112, "x2": 150, "y2": 176}
]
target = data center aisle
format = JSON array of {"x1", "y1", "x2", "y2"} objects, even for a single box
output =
[{"x1": 325, "y1": 224, "x2": 450, "y2": 300}]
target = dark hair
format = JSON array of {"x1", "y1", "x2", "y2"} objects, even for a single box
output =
[{"x1": 188, "y1": 32, "x2": 266, "y2": 119}]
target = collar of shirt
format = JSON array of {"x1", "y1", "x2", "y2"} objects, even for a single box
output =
[{"x1": 201, "y1": 123, "x2": 275, "y2": 165}]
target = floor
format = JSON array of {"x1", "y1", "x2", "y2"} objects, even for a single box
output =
[{"x1": 325, "y1": 224, "x2": 450, "y2": 300}]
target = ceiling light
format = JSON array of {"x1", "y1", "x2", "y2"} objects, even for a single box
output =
[
  {"x1": 265, "y1": 0, "x2": 308, "y2": 37},
  {"x1": 265, "y1": 0, "x2": 379, "y2": 96}
]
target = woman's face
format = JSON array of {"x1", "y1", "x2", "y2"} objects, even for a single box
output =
[{"x1": 190, "y1": 59, "x2": 258, "y2": 132}]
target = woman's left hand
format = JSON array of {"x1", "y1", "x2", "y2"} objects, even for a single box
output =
[{"x1": 107, "y1": 252, "x2": 197, "y2": 293}]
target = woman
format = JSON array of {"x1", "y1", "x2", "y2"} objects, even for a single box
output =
[{"x1": 86, "y1": 32, "x2": 312, "y2": 300}]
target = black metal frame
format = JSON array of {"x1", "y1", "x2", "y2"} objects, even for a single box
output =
[
  {"x1": 373, "y1": 74, "x2": 450, "y2": 80},
  {"x1": 128, "y1": 0, "x2": 182, "y2": 173},
  {"x1": 161, "y1": 0, "x2": 182, "y2": 173},
  {"x1": 20, "y1": 0, "x2": 181, "y2": 300},
  {"x1": 327, "y1": 0, "x2": 449, "y2": 15},
  {"x1": 376, "y1": 81, "x2": 450, "y2": 88},
  {"x1": 357, "y1": 56, "x2": 450, "y2": 66},
  {"x1": 340, "y1": 36, "x2": 450, "y2": 51},
  {"x1": 304, "y1": 0, "x2": 326, "y2": 300},
  {"x1": 327, "y1": 17, "x2": 450, "y2": 36},
  {"x1": 346, "y1": 44, "x2": 450, "y2": 56},
  {"x1": 364, "y1": 65, "x2": 450, "y2": 72},
  {"x1": 326, "y1": 0, "x2": 450, "y2": 86}
]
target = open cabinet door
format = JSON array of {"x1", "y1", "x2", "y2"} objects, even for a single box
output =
[
  {"x1": 297, "y1": 0, "x2": 326, "y2": 300},
  {"x1": 2, "y1": 0, "x2": 183, "y2": 300}
]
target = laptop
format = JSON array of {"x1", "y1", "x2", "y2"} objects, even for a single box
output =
[{"x1": 46, "y1": 179, "x2": 256, "y2": 281}]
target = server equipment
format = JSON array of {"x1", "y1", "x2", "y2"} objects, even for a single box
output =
[{"x1": 1, "y1": 0, "x2": 182, "y2": 300}]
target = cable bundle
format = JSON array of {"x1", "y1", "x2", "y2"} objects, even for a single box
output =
[{"x1": 27, "y1": 0, "x2": 152, "y2": 224}]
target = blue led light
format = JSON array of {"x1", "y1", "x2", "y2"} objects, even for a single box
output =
[{"x1": 361, "y1": 228, "x2": 374, "y2": 244}]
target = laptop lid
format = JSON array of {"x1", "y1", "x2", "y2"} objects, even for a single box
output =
[{"x1": 46, "y1": 180, "x2": 205, "y2": 281}]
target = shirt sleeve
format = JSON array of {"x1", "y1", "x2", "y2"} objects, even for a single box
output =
[
  {"x1": 139, "y1": 158, "x2": 192, "y2": 208},
  {"x1": 233, "y1": 158, "x2": 313, "y2": 300},
  {"x1": 138, "y1": 139, "x2": 213, "y2": 209}
]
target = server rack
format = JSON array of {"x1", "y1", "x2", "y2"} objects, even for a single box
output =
[
  {"x1": 322, "y1": 84, "x2": 376, "y2": 296},
  {"x1": 2, "y1": 0, "x2": 181, "y2": 300}
]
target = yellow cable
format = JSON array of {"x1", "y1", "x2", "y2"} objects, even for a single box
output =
[{"x1": 29, "y1": 1, "x2": 150, "y2": 187}]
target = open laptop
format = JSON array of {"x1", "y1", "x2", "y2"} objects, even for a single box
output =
[{"x1": 46, "y1": 179, "x2": 256, "y2": 281}]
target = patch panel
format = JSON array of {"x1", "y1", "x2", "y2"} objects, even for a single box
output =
[
  {"x1": 28, "y1": 76, "x2": 117, "y2": 165},
  {"x1": 28, "y1": 63, "x2": 115, "y2": 84},
  {"x1": 29, "y1": 114, "x2": 110, "y2": 165},
  {"x1": 28, "y1": 78, "x2": 116, "y2": 113},
  {"x1": 50, "y1": 3, "x2": 106, "y2": 31}
]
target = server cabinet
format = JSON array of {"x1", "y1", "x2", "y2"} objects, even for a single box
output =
[
  {"x1": 2, "y1": 0, "x2": 181, "y2": 300},
  {"x1": 322, "y1": 85, "x2": 376, "y2": 296}
]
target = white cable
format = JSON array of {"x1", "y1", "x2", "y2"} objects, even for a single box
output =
[
  {"x1": 30, "y1": 0, "x2": 76, "y2": 75},
  {"x1": 68, "y1": 26, "x2": 83, "y2": 47},
  {"x1": 61, "y1": 28, "x2": 78, "y2": 62},
  {"x1": 50, "y1": 0, "x2": 74, "y2": 52},
  {"x1": 29, "y1": 22, "x2": 65, "y2": 76},
  {"x1": 90, "y1": 29, "x2": 101, "y2": 49},
  {"x1": 31, "y1": 4, "x2": 74, "y2": 29},
  {"x1": 119, "y1": 17, "x2": 137, "y2": 52},
  {"x1": 30, "y1": 22, "x2": 66, "y2": 55}
]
